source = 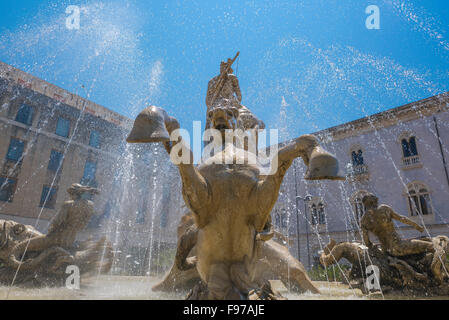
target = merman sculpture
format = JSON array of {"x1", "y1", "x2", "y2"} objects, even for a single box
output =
[
  {"x1": 127, "y1": 55, "x2": 344, "y2": 299},
  {"x1": 319, "y1": 193, "x2": 449, "y2": 295},
  {"x1": 0, "y1": 184, "x2": 113, "y2": 287},
  {"x1": 151, "y1": 211, "x2": 321, "y2": 295}
]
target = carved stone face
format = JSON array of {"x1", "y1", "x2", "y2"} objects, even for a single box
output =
[
  {"x1": 0, "y1": 220, "x2": 42, "y2": 259},
  {"x1": 362, "y1": 194, "x2": 378, "y2": 209},
  {"x1": 207, "y1": 106, "x2": 239, "y2": 133}
]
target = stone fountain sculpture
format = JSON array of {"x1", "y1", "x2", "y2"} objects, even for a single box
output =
[
  {"x1": 151, "y1": 211, "x2": 321, "y2": 296},
  {"x1": 127, "y1": 55, "x2": 344, "y2": 299},
  {"x1": 0, "y1": 183, "x2": 113, "y2": 287},
  {"x1": 319, "y1": 193, "x2": 449, "y2": 296}
]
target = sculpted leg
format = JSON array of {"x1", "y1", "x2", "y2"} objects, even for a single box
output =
[
  {"x1": 389, "y1": 239, "x2": 434, "y2": 257},
  {"x1": 11, "y1": 236, "x2": 67, "y2": 260}
]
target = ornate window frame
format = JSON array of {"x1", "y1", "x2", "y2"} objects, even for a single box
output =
[
  {"x1": 309, "y1": 197, "x2": 326, "y2": 226},
  {"x1": 398, "y1": 131, "x2": 422, "y2": 170},
  {"x1": 346, "y1": 144, "x2": 369, "y2": 180},
  {"x1": 403, "y1": 181, "x2": 434, "y2": 223}
]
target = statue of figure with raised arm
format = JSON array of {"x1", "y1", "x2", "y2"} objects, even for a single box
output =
[
  {"x1": 318, "y1": 193, "x2": 449, "y2": 294},
  {"x1": 9, "y1": 183, "x2": 100, "y2": 268},
  {"x1": 0, "y1": 183, "x2": 113, "y2": 286},
  {"x1": 360, "y1": 193, "x2": 449, "y2": 282},
  {"x1": 360, "y1": 193, "x2": 432, "y2": 256},
  {"x1": 205, "y1": 53, "x2": 265, "y2": 134}
]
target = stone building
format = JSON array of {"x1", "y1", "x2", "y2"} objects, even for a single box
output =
[
  {"x1": 272, "y1": 92, "x2": 449, "y2": 269},
  {"x1": 2, "y1": 60, "x2": 448, "y2": 275},
  {"x1": 0, "y1": 61, "x2": 184, "y2": 275}
]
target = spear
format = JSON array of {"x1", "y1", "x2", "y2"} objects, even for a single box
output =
[{"x1": 209, "y1": 51, "x2": 240, "y2": 106}]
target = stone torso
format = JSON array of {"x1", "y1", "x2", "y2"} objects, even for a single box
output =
[
  {"x1": 362, "y1": 205, "x2": 402, "y2": 250},
  {"x1": 207, "y1": 75, "x2": 239, "y2": 108},
  {"x1": 47, "y1": 199, "x2": 95, "y2": 247},
  {"x1": 194, "y1": 145, "x2": 268, "y2": 280}
]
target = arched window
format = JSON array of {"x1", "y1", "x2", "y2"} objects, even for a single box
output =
[
  {"x1": 310, "y1": 199, "x2": 326, "y2": 225},
  {"x1": 351, "y1": 190, "x2": 370, "y2": 224},
  {"x1": 317, "y1": 203, "x2": 326, "y2": 225},
  {"x1": 409, "y1": 137, "x2": 418, "y2": 156},
  {"x1": 351, "y1": 149, "x2": 364, "y2": 166},
  {"x1": 399, "y1": 132, "x2": 418, "y2": 158},
  {"x1": 405, "y1": 182, "x2": 433, "y2": 216},
  {"x1": 311, "y1": 204, "x2": 318, "y2": 225},
  {"x1": 348, "y1": 145, "x2": 368, "y2": 178},
  {"x1": 399, "y1": 133, "x2": 421, "y2": 168},
  {"x1": 401, "y1": 137, "x2": 418, "y2": 158},
  {"x1": 274, "y1": 209, "x2": 287, "y2": 228}
]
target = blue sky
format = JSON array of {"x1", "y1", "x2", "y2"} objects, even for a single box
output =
[{"x1": 0, "y1": 0, "x2": 448, "y2": 141}]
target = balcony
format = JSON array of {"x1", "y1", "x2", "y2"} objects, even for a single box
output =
[
  {"x1": 346, "y1": 164, "x2": 369, "y2": 181},
  {"x1": 402, "y1": 155, "x2": 422, "y2": 170}
]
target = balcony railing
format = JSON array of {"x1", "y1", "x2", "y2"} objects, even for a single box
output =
[
  {"x1": 346, "y1": 164, "x2": 369, "y2": 181},
  {"x1": 353, "y1": 164, "x2": 368, "y2": 175},
  {"x1": 402, "y1": 155, "x2": 421, "y2": 168}
]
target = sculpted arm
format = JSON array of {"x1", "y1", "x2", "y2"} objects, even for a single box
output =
[
  {"x1": 253, "y1": 154, "x2": 295, "y2": 232},
  {"x1": 172, "y1": 139, "x2": 211, "y2": 227},
  {"x1": 389, "y1": 207, "x2": 424, "y2": 232},
  {"x1": 253, "y1": 135, "x2": 323, "y2": 231},
  {"x1": 231, "y1": 75, "x2": 242, "y2": 102}
]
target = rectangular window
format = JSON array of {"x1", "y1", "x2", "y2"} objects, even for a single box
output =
[
  {"x1": 48, "y1": 150, "x2": 63, "y2": 172},
  {"x1": 0, "y1": 177, "x2": 16, "y2": 202},
  {"x1": 15, "y1": 104, "x2": 34, "y2": 125},
  {"x1": 6, "y1": 138, "x2": 25, "y2": 162},
  {"x1": 81, "y1": 161, "x2": 97, "y2": 186},
  {"x1": 89, "y1": 130, "x2": 101, "y2": 148},
  {"x1": 55, "y1": 117, "x2": 70, "y2": 137},
  {"x1": 39, "y1": 185, "x2": 57, "y2": 209}
]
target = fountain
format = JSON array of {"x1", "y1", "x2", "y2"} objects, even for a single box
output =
[
  {"x1": 0, "y1": 2, "x2": 448, "y2": 302},
  {"x1": 126, "y1": 55, "x2": 345, "y2": 299}
]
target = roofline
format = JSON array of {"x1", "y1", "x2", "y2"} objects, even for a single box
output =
[
  {"x1": 313, "y1": 91, "x2": 449, "y2": 141},
  {"x1": 0, "y1": 60, "x2": 132, "y2": 128}
]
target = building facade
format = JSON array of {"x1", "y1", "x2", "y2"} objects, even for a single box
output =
[
  {"x1": 2, "y1": 60, "x2": 448, "y2": 274},
  {"x1": 0, "y1": 61, "x2": 184, "y2": 275},
  {"x1": 272, "y1": 92, "x2": 449, "y2": 269}
]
